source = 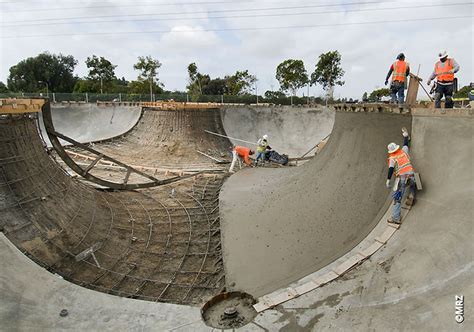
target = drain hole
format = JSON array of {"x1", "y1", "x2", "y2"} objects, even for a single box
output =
[{"x1": 201, "y1": 291, "x2": 257, "y2": 329}]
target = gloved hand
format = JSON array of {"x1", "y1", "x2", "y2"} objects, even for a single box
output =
[
  {"x1": 386, "y1": 179, "x2": 391, "y2": 188},
  {"x1": 401, "y1": 127, "x2": 409, "y2": 137},
  {"x1": 384, "y1": 80, "x2": 388, "y2": 86}
]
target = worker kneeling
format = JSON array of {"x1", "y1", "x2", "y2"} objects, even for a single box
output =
[
  {"x1": 229, "y1": 146, "x2": 254, "y2": 173},
  {"x1": 386, "y1": 128, "x2": 416, "y2": 224}
]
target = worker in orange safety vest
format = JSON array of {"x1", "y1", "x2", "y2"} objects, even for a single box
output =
[
  {"x1": 427, "y1": 50, "x2": 460, "y2": 108},
  {"x1": 229, "y1": 146, "x2": 254, "y2": 173},
  {"x1": 386, "y1": 127, "x2": 416, "y2": 224},
  {"x1": 385, "y1": 53, "x2": 410, "y2": 104}
]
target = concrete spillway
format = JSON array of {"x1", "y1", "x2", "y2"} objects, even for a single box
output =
[{"x1": 0, "y1": 102, "x2": 472, "y2": 331}]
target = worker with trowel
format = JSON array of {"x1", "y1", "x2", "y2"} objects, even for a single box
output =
[
  {"x1": 385, "y1": 53, "x2": 410, "y2": 104},
  {"x1": 229, "y1": 146, "x2": 254, "y2": 173},
  {"x1": 386, "y1": 127, "x2": 416, "y2": 224},
  {"x1": 427, "y1": 50, "x2": 460, "y2": 109},
  {"x1": 255, "y1": 134, "x2": 271, "y2": 166}
]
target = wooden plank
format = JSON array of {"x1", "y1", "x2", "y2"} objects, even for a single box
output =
[
  {"x1": 312, "y1": 271, "x2": 339, "y2": 286},
  {"x1": 358, "y1": 241, "x2": 384, "y2": 258},
  {"x1": 375, "y1": 226, "x2": 398, "y2": 244},
  {"x1": 414, "y1": 172, "x2": 423, "y2": 190},
  {"x1": 332, "y1": 253, "x2": 365, "y2": 276},
  {"x1": 294, "y1": 280, "x2": 319, "y2": 296},
  {"x1": 0, "y1": 98, "x2": 44, "y2": 114}
]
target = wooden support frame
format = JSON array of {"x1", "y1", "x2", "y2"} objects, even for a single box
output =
[{"x1": 41, "y1": 101, "x2": 202, "y2": 190}]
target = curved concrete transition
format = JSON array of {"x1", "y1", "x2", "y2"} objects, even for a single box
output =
[
  {"x1": 38, "y1": 103, "x2": 142, "y2": 146},
  {"x1": 1, "y1": 102, "x2": 472, "y2": 331},
  {"x1": 221, "y1": 106, "x2": 335, "y2": 156},
  {"x1": 220, "y1": 110, "x2": 411, "y2": 296}
]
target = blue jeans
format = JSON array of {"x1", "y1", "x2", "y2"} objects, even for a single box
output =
[
  {"x1": 255, "y1": 151, "x2": 265, "y2": 164},
  {"x1": 390, "y1": 81, "x2": 405, "y2": 104},
  {"x1": 392, "y1": 174, "x2": 416, "y2": 221}
]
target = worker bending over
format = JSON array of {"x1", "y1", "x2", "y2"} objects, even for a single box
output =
[
  {"x1": 386, "y1": 127, "x2": 416, "y2": 224},
  {"x1": 427, "y1": 50, "x2": 460, "y2": 108},
  {"x1": 385, "y1": 53, "x2": 410, "y2": 104},
  {"x1": 255, "y1": 134, "x2": 271, "y2": 166},
  {"x1": 229, "y1": 146, "x2": 254, "y2": 173}
]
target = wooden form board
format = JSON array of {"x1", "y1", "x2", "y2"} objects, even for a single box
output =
[{"x1": 0, "y1": 99, "x2": 45, "y2": 114}]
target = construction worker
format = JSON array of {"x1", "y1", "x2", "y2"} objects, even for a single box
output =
[
  {"x1": 386, "y1": 127, "x2": 416, "y2": 224},
  {"x1": 229, "y1": 146, "x2": 254, "y2": 173},
  {"x1": 255, "y1": 134, "x2": 271, "y2": 166},
  {"x1": 427, "y1": 51, "x2": 460, "y2": 108},
  {"x1": 385, "y1": 53, "x2": 410, "y2": 104}
]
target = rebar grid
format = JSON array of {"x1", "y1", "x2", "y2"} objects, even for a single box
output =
[{"x1": 0, "y1": 114, "x2": 226, "y2": 305}]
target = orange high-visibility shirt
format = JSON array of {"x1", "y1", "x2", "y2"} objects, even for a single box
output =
[
  {"x1": 392, "y1": 60, "x2": 408, "y2": 82},
  {"x1": 435, "y1": 58, "x2": 454, "y2": 82},
  {"x1": 388, "y1": 149, "x2": 414, "y2": 176},
  {"x1": 235, "y1": 146, "x2": 252, "y2": 165}
]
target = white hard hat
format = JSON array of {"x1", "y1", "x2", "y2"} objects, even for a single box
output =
[
  {"x1": 438, "y1": 50, "x2": 448, "y2": 59},
  {"x1": 387, "y1": 142, "x2": 399, "y2": 154},
  {"x1": 262, "y1": 134, "x2": 268, "y2": 140}
]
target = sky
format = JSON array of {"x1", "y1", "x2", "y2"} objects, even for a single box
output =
[{"x1": 0, "y1": 0, "x2": 473, "y2": 99}]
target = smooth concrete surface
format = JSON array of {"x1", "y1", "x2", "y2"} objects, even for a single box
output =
[
  {"x1": 38, "y1": 103, "x2": 142, "y2": 146},
  {"x1": 250, "y1": 110, "x2": 473, "y2": 331},
  {"x1": 221, "y1": 106, "x2": 334, "y2": 157},
  {"x1": 220, "y1": 111, "x2": 412, "y2": 297}
]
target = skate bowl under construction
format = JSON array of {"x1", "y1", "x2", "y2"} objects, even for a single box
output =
[{"x1": 0, "y1": 100, "x2": 472, "y2": 331}]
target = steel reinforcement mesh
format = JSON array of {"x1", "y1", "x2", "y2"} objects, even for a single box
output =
[{"x1": 0, "y1": 114, "x2": 225, "y2": 305}]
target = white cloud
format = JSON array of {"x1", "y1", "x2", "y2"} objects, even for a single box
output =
[
  {"x1": 160, "y1": 25, "x2": 219, "y2": 50},
  {"x1": 0, "y1": 0, "x2": 472, "y2": 98}
]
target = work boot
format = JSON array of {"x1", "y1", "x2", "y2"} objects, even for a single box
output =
[
  {"x1": 405, "y1": 195, "x2": 415, "y2": 206},
  {"x1": 387, "y1": 217, "x2": 401, "y2": 225}
]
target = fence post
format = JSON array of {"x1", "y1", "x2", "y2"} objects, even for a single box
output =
[
  {"x1": 85, "y1": 93, "x2": 89, "y2": 103},
  {"x1": 186, "y1": 94, "x2": 189, "y2": 103},
  {"x1": 221, "y1": 95, "x2": 224, "y2": 104},
  {"x1": 119, "y1": 93, "x2": 122, "y2": 102},
  {"x1": 53, "y1": 93, "x2": 56, "y2": 103}
]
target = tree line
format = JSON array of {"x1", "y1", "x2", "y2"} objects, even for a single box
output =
[{"x1": 0, "y1": 51, "x2": 346, "y2": 101}]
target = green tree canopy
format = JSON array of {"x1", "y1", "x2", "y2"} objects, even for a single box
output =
[
  {"x1": 85, "y1": 55, "x2": 117, "y2": 93},
  {"x1": 310, "y1": 51, "x2": 345, "y2": 99},
  {"x1": 264, "y1": 90, "x2": 286, "y2": 98},
  {"x1": 362, "y1": 92, "x2": 368, "y2": 102},
  {"x1": 7, "y1": 52, "x2": 78, "y2": 93},
  {"x1": 133, "y1": 56, "x2": 163, "y2": 100},
  {"x1": 454, "y1": 85, "x2": 472, "y2": 99},
  {"x1": 368, "y1": 88, "x2": 390, "y2": 101},
  {"x1": 275, "y1": 59, "x2": 308, "y2": 96},
  {"x1": 0, "y1": 81, "x2": 8, "y2": 93},
  {"x1": 128, "y1": 80, "x2": 163, "y2": 95},
  {"x1": 225, "y1": 70, "x2": 257, "y2": 95},
  {"x1": 186, "y1": 63, "x2": 257, "y2": 99}
]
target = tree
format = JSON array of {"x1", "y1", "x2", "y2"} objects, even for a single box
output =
[
  {"x1": 453, "y1": 85, "x2": 472, "y2": 99},
  {"x1": 7, "y1": 52, "x2": 78, "y2": 92},
  {"x1": 362, "y1": 92, "x2": 368, "y2": 102},
  {"x1": 186, "y1": 62, "x2": 209, "y2": 99},
  {"x1": 85, "y1": 55, "x2": 117, "y2": 94},
  {"x1": 128, "y1": 80, "x2": 163, "y2": 95},
  {"x1": 368, "y1": 88, "x2": 390, "y2": 102},
  {"x1": 133, "y1": 56, "x2": 163, "y2": 101},
  {"x1": 0, "y1": 82, "x2": 8, "y2": 93},
  {"x1": 226, "y1": 70, "x2": 257, "y2": 95},
  {"x1": 203, "y1": 78, "x2": 227, "y2": 95},
  {"x1": 275, "y1": 59, "x2": 308, "y2": 97},
  {"x1": 310, "y1": 51, "x2": 345, "y2": 100},
  {"x1": 264, "y1": 90, "x2": 286, "y2": 99}
]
